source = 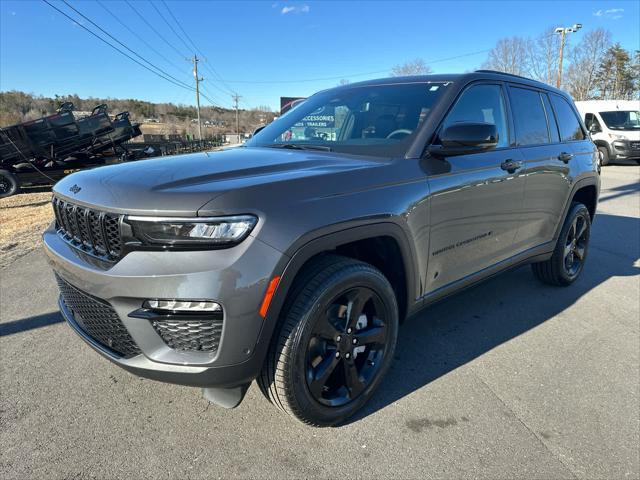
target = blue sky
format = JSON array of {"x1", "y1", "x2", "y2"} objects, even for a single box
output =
[{"x1": 1, "y1": 0, "x2": 638, "y2": 110}]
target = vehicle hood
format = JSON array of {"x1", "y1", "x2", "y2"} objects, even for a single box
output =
[{"x1": 53, "y1": 147, "x2": 381, "y2": 216}]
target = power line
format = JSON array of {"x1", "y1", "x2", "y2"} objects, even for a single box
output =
[
  {"x1": 42, "y1": 0, "x2": 195, "y2": 92},
  {"x1": 218, "y1": 48, "x2": 495, "y2": 85},
  {"x1": 148, "y1": 0, "x2": 192, "y2": 56},
  {"x1": 160, "y1": 0, "x2": 237, "y2": 96},
  {"x1": 61, "y1": 0, "x2": 194, "y2": 91},
  {"x1": 124, "y1": 0, "x2": 188, "y2": 61},
  {"x1": 95, "y1": 0, "x2": 187, "y2": 78}
]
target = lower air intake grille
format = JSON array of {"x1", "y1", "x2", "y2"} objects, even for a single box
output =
[
  {"x1": 152, "y1": 317, "x2": 223, "y2": 353},
  {"x1": 56, "y1": 275, "x2": 141, "y2": 358}
]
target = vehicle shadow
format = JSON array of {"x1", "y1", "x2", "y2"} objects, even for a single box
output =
[
  {"x1": 0, "y1": 311, "x2": 63, "y2": 337},
  {"x1": 598, "y1": 180, "x2": 640, "y2": 203},
  {"x1": 345, "y1": 212, "x2": 639, "y2": 425}
]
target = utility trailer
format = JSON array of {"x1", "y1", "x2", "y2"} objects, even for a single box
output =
[{"x1": 0, "y1": 103, "x2": 141, "y2": 198}]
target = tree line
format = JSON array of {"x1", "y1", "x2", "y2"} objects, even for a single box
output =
[
  {"x1": 391, "y1": 27, "x2": 639, "y2": 101},
  {"x1": 0, "y1": 91, "x2": 275, "y2": 134}
]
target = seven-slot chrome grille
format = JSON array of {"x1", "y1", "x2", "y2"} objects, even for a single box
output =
[{"x1": 52, "y1": 196, "x2": 122, "y2": 260}]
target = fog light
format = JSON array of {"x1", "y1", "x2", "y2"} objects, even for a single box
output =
[{"x1": 143, "y1": 299, "x2": 222, "y2": 312}]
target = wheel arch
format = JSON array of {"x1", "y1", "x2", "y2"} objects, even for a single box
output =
[
  {"x1": 553, "y1": 176, "x2": 600, "y2": 241},
  {"x1": 259, "y1": 222, "x2": 418, "y2": 352}
]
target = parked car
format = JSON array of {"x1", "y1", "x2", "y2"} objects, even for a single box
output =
[
  {"x1": 576, "y1": 100, "x2": 640, "y2": 165},
  {"x1": 44, "y1": 71, "x2": 600, "y2": 426}
]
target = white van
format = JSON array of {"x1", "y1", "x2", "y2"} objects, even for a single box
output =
[{"x1": 575, "y1": 100, "x2": 640, "y2": 165}]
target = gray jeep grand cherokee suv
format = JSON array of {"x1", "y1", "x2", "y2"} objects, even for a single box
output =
[{"x1": 44, "y1": 71, "x2": 600, "y2": 426}]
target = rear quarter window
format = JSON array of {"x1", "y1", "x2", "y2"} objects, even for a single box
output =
[{"x1": 550, "y1": 94, "x2": 585, "y2": 141}]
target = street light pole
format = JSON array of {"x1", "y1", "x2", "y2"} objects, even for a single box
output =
[{"x1": 555, "y1": 23, "x2": 582, "y2": 88}]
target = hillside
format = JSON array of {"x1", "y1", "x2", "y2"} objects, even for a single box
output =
[{"x1": 0, "y1": 91, "x2": 276, "y2": 139}]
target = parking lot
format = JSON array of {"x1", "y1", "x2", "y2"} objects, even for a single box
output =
[{"x1": 1, "y1": 165, "x2": 638, "y2": 479}]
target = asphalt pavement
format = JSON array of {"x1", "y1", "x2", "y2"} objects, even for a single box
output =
[{"x1": 1, "y1": 165, "x2": 639, "y2": 479}]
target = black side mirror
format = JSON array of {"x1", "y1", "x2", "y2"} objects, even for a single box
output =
[
  {"x1": 252, "y1": 125, "x2": 265, "y2": 136},
  {"x1": 428, "y1": 122, "x2": 499, "y2": 157},
  {"x1": 589, "y1": 123, "x2": 601, "y2": 134}
]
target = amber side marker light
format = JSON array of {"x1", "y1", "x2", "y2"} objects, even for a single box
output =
[{"x1": 259, "y1": 276, "x2": 281, "y2": 318}]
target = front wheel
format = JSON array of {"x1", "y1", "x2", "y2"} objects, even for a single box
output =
[
  {"x1": 531, "y1": 202, "x2": 591, "y2": 286},
  {"x1": 258, "y1": 255, "x2": 399, "y2": 426},
  {"x1": 598, "y1": 146, "x2": 610, "y2": 166}
]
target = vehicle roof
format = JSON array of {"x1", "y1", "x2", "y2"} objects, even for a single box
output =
[
  {"x1": 574, "y1": 99, "x2": 640, "y2": 111},
  {"x1": 330, "y1": 70, "x2": 569, "y2": 97}
]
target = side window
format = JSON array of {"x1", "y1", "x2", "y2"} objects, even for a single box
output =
[
  {"x1": 441, "y1": 84, "x2": 509, "y2": 148},
  {"x1": 509, "y1": 87, "x2": 549, "y2": 146},
  {"x1": 542, "y1": 94, "x2": 560, "y2": 143},
  {"x1": 584, "y1": 113, "x2": 601, "y2": 132},
  {"x1": 550, "y1": 94, "x2": 585, "y2": 141}
]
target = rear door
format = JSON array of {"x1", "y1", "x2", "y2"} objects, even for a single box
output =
[
  {"x1": 426, "y1": 82, "x2": 526, "y2": 293},
  {"x1": 508, "y1": 85, "x2": 572, "y2": 251}
]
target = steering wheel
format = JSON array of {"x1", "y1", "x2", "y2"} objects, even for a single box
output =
[{"x1": 386, "y1": 129, "x2": 412, "y2": 139}]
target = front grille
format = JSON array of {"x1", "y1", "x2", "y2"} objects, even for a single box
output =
[
  {"x1": 52, "y1": 197, "x2": 122, "y2": 260},
  {"x1": 629, "y1": 141, "x2": 640, "y2": 150},
  {"x1": 152, "y1": 316, "x2": 223, "y2": 353},
  {"x1": 56, "y1": 275, "x2": 141, "y2": 358}
]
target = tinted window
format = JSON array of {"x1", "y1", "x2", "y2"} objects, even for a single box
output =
[
  {"x1": 510, "y1": 87, "x2": 549, "y2": 146},
  {"x1": 542, "y1": 94, "x2": 560, "y2": 143},
  {"x1": 441, "y1": 84, "x2": 509, "y2": 148},
  {"x1": 248, "y1": 82, "x2": 451, "y2": 157},
  {"x1": 550, "y1": 94, "x2": 584, "y2": 141}
]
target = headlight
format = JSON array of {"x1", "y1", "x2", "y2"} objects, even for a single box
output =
[
  {"x1": 609, "y1": 133, "x2": 627, "y2": 140},
  {"x1": 126, "y1": 215, "x2": 257, "y2": 247}
]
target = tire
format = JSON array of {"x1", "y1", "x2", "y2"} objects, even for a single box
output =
[
  {"x1": 531, "y1": 202, "x2": 591, "y2": 286},
  {"x1": 0, "y1": 169, "x2": 19, "y2": 198},
  {"x1": 598, "y1": 146, "x2": 610, "y2": 166},
  {"x1": 257, "y1": 254, "x2": 399, "y2": 426}
]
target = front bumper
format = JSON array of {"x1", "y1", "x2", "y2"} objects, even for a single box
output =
[
  {"x1": 43, "y1": 223, "x2": 286, "y2": 388},
  {"x1": 611, "y1": 140, "x2": 640, "y2": 160}
]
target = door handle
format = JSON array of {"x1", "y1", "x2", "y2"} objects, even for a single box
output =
[
  {"x1": 500, "y1": 159, "x2": 523, "y2": 173},
  {"x1": 558, "y1": 152, "x2": 573, "y2": 163}
]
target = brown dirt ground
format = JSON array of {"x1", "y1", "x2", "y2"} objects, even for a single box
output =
[{"x1": 0, "y1": 192, "x2": 53, "y2": 267}]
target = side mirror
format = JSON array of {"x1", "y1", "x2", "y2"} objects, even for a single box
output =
[
  {"x1": 252, "y1": 125, "x2": 265, "y2": 136},
  {"x1": 428, "y1": 122, "x2": 499, "y2": 157},
  {"x1": 589, "y1": 123, "x2": 601, "y2": 134}
]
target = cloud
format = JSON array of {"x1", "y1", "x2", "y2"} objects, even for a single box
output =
[
  {"x1": 593, "y1": 8, "x2": 624, "y2": 19},
  {"x1": 281, "y1": 4, "x2": 310, "y2": 15}
]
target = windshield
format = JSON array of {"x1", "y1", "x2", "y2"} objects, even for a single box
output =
[
  {"x1": 246, "y1": 82, "x2": 452, "y2": 157},
  {"x1": 599, "y1": 110, "x2": 640, "y2": 130}
]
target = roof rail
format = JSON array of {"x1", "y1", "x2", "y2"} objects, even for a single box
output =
[{"x1": 474, "y1": 69, "x2": 534, "y2": 81}]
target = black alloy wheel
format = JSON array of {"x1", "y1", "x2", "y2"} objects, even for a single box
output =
[
  {"x1": 531, "y1": 202, "x2": 591, "y2": 286},
  {"x1": 258, "y1": 254, "x2": 399, "y2": 426},
  {"x1": 563, "y1": 214, "x2": 588, "y2": 278},
  {"x1": 306, "y1": 286, "x2": 388, "y2": 407}
]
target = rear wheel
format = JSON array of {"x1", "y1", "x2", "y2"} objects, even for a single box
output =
[
  {"x1": 0, "y1": 170, "x2": 19, "y2": 198},
  {"x1": 598, "y1": 146, "x2": 610, "y2": 166},
  {"x1": 531, "y1": 202, "x2": 591, "y2": 286},
  {"x1": 258, "y1": 255, "x2": 399, "y2": 426}
]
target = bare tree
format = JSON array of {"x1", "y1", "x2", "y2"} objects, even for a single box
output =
[
  {"x1": 527, "y1": 27, "x2": 560, "y2": 85},
  {"x1": 482, "y1": 37, "x2": 531, "y2": 76},
  {"x1": 391, "y1": 59, "x2": 432, "y2": 76},
  {"x1": 564, "y1": 28, "x2": 611, "y2": 100}
]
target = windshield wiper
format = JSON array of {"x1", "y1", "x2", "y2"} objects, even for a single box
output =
[{"x1": 266, "y1": 143, "x2": 332, "y2": 152}]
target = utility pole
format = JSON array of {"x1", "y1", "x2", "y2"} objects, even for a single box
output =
[
  {"x1": 232, "y1": 93, "x2": 241, "y2": 143},
  {"x1": 190, "y1": 55, "x2": 203, "y2": 140},
  {"x1": 554, "y1": 23, "x2": 582, "y2": 88}
]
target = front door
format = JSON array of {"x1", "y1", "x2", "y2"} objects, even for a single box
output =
[{"x1": 425, "y1": 83, "x2": 526, "y2": 293}]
